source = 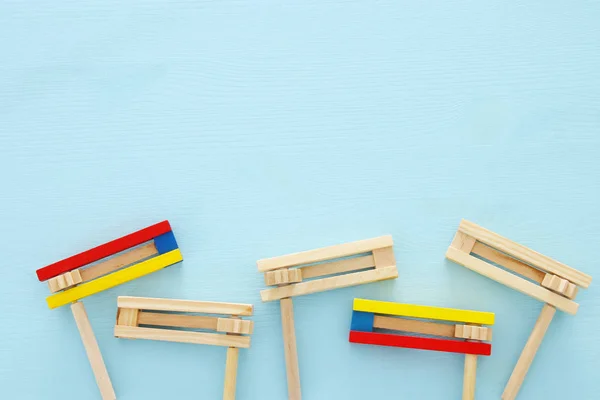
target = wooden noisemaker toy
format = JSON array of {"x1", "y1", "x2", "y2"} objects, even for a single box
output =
[
  {"x1": 257, "y1": 236, "x2": 398, "y2": 400},
  {"x1": 446, "y1": 220, "x2": 592, "y2": 400},
  {"x1": 350, "y1": 298, "x2": 494, "y2": 400},
  {"x1": 115, "y1": 296, "x2": 254, "y2": 400},
  {"x1": 35, "y1": 221, "x2": 183, "y2": 400}
]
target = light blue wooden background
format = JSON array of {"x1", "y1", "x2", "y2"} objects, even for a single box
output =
[{"x1": 1, "y1": 1, "x2": 599, "y2": 399}]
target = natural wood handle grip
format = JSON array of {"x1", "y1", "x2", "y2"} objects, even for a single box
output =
[
  {"x1": 223, "y1": 347, "x2": 239, "y2": 400},
  {"x1": 281, "y1": 297, "x2": 301, "y2": 400},
  {"x1": 462, "y1": 354, "x2": 477, "y2": 400},
  {"x1": 71, "y1": 301, "x2": 116, "y2": 400},
  {"x1": 502, "y1": 303, "x2": 556, "y2": 400}
]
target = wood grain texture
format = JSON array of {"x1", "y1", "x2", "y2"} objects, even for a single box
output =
[
  {"x1": 260, "y1": 266, "x2": 398, "y2": 302},
  {"x1": 541, "y1": 273, "x2": 578, "y2": 299},
  {"x1": 79, "y1": 242, "x2": 158, "y2": 282},
  {"x1": 223, "y1": 347, "x2": 240, "y2": 400},
  {"x1": 280, "y1": 298, "x2": 301, "y2": 400},
  {"x1": 446, "y1": 247, "x2": 579, "y2": 314},
  {"x1": 137, "y1": 312, "x2": 219, "y2": 330},
  {"x1": 117, "y1": 308, "x2": 139, "y2": 327},
  {"x1": 223, "y1": 316, "x2": 242, "y2": 400},
  {"x1": 114, "y1": 326, "x2": 251, "y2": 348},
  {"x1": 47, "y1": 269, "x2": 83, "y2": 293},
  {"x1": 502, "y1": 304, "x2": 557, "y2": 400},
  {"x1": 257, "y1": 235, "x2": 393, "y2": 272},
  {"x1": 372, "y1": 246, "x2": 396, "y2": 269},
  {"x1": 264, "y1": 268, "x2": 303, "y2": 286},
  {"x1": 118, "y1": 296, "x2": 253, "y2": 316},
  {"x1": 46, "y1": 250, "x2": 183, "y2": 309},
  {"x1": 299, "y1": 255, "x2": 375, "y2": 279},
  {"x1": 373, "y1": 315, "x2": 456, "y2": 337},
  {"x1": 471, "y1": 242, "x2": 546, "y2": 284},
  {"x1": 451, "y1": 231, "x2": 477, "y2": 254},
  {"x1": 217, "y1": 318, "x2": 254, "y2": 335},
  {"x1": 459, "y1": 220, "x2": 591, "y2": 288},
  {"x1": 463, "y1": 354, "x2": 478, "y2": 400},
  {"x1": 455, "y1": 325, "x2": 492, "y2": 342},
  {"x1": 71, "y1": 302, "x2": 116, "y2": 400}
]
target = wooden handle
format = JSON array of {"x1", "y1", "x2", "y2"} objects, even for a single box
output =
[
  {"x1": 462, "y1": 354, "x2": 477, "y2": 400},
  {"x1": 502, "y1": 303, "x2": 556, "y2": 400},
  {"x1": 280, "y1": 297, "x2": 301, "y2": 400},
  {"x1": 70, "y1": 301, "x2": 116, "y2": 400},
  {"x1": 223, "y1": 347, "x2": 239, "y2": 400}
]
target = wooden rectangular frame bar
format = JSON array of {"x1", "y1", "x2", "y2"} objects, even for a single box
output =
[
  {"x1": 118, "y1": 296, "x2": 254, "y2": 316},
  {"x1": 257, "y1": 236, "x2": 398, "y2": 400},
  {"x1": 115, "y1": 296, "x2": 253, "y2": 400},
  {"x1": 46, "y1": 228, "x2": 179, "y2": 294},
  {"x1": 36, "y1": 220, "x2": 173, "y2": 281},
  {"x1": 260, "y1": 266, "x2": 397, "y2": 301},
  {"x1": 353, "y1": 298, "x2": 495, "y2": 325},
  {"x1": 445, "y1": 220, "x2": 592, "y2": 400},
  {"x1": 447, "y1": 247, "x2": 578, "y2": 314},
  {"x1": 35, "y1": 221, "x2": 183, "y2": 400},
  {"x1": 349, "y1": 298, "x2": 494, "y2": 400},
  {"x1": 47, "y1": 242, "x2": 159, "y2": 293},
  {"x1": 46, "y1": 249, "x2": 183, "y2": 309},
  {"x1": 257, "y1": 235, "x2": 393, "y2": 272},
  {"x1": 457, "y1": 220, "x2": 591, "y2": 287},
  {"x1": 349, "y1": 331, "x2": 492, "y2": 356},
  {"x1": 350, "y1": 311, "x2": 493, "y2": 342}
]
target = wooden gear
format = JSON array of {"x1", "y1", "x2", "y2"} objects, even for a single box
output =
[
  {"x1": 258, "y1": 235, "x2": 398, "y2": 400},
  {"x1": 446, "y1": 219, "x2": 592, "y2": 400}
]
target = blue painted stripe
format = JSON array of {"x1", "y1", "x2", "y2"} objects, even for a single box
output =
[
  {"x1": 154, "y1": 231, "x2": 179, "y2": 254},
  {"x1": 351, "y1": 311, "x2": 374, "y2": 332}
]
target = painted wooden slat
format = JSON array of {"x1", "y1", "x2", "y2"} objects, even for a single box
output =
[
  {"x1": 350, "y1": 311, "x2": 375, "y2": 332},
  {"x1": 154, "y1": 231, "x2": 179, "y2": 255},
  {"x1": 37, "y1": 220, "x2": 172, "y2": 281},
  {"x1": 46, "y1": 249, "x2": 182, "y2": 309},
  {"x1": 349, "y1": 331, "x2": 492, "y2": 356}
]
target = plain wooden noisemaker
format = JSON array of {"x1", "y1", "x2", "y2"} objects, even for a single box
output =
[
  {"x1": 35, "y1": 221, "x2": 183, "y2": 400},
  {"x1": 257, "y1": 235, "x2": 398, "y2": 400},
  {"x1": 350, "y1": 298, "x2": 494, "y2": 400},
  {"x1": 115, "y1": 296, "x2": 254, "y2": 400},
  {"x1": 446, "y1": 219, "x2": 592, "y2": 400}
]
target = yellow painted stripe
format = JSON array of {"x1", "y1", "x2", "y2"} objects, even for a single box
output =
[
  {"x1": 47, "y1": 250, "x2": 183, "y2": 309},
  {"x1": 353, "y1": 298, "x2": 495, "y2": 325}
]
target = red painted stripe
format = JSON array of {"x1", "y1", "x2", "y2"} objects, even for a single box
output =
[
  {"x1": 349, "y1": 331, "x2": 491, "y2": 356},
  {"x1": 36, "y1": 221, "x2": 172, "y2": 281}
]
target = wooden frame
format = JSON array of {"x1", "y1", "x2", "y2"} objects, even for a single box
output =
[
  {"x1": 446, "y1": 220, "x2": 592, "y2": 400},
  {"x1": 35, "y1": 221, "x2": 183, "y2": 400},
  {"x1": 257, "y1": 236, "x2": 398, "y2": 400},
  {"x1": 115, "y1": 296, "x2": 254, "y2": 400},
  {"x1": 350, "y1": 298, "x2": 494, "y2": 400}
]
